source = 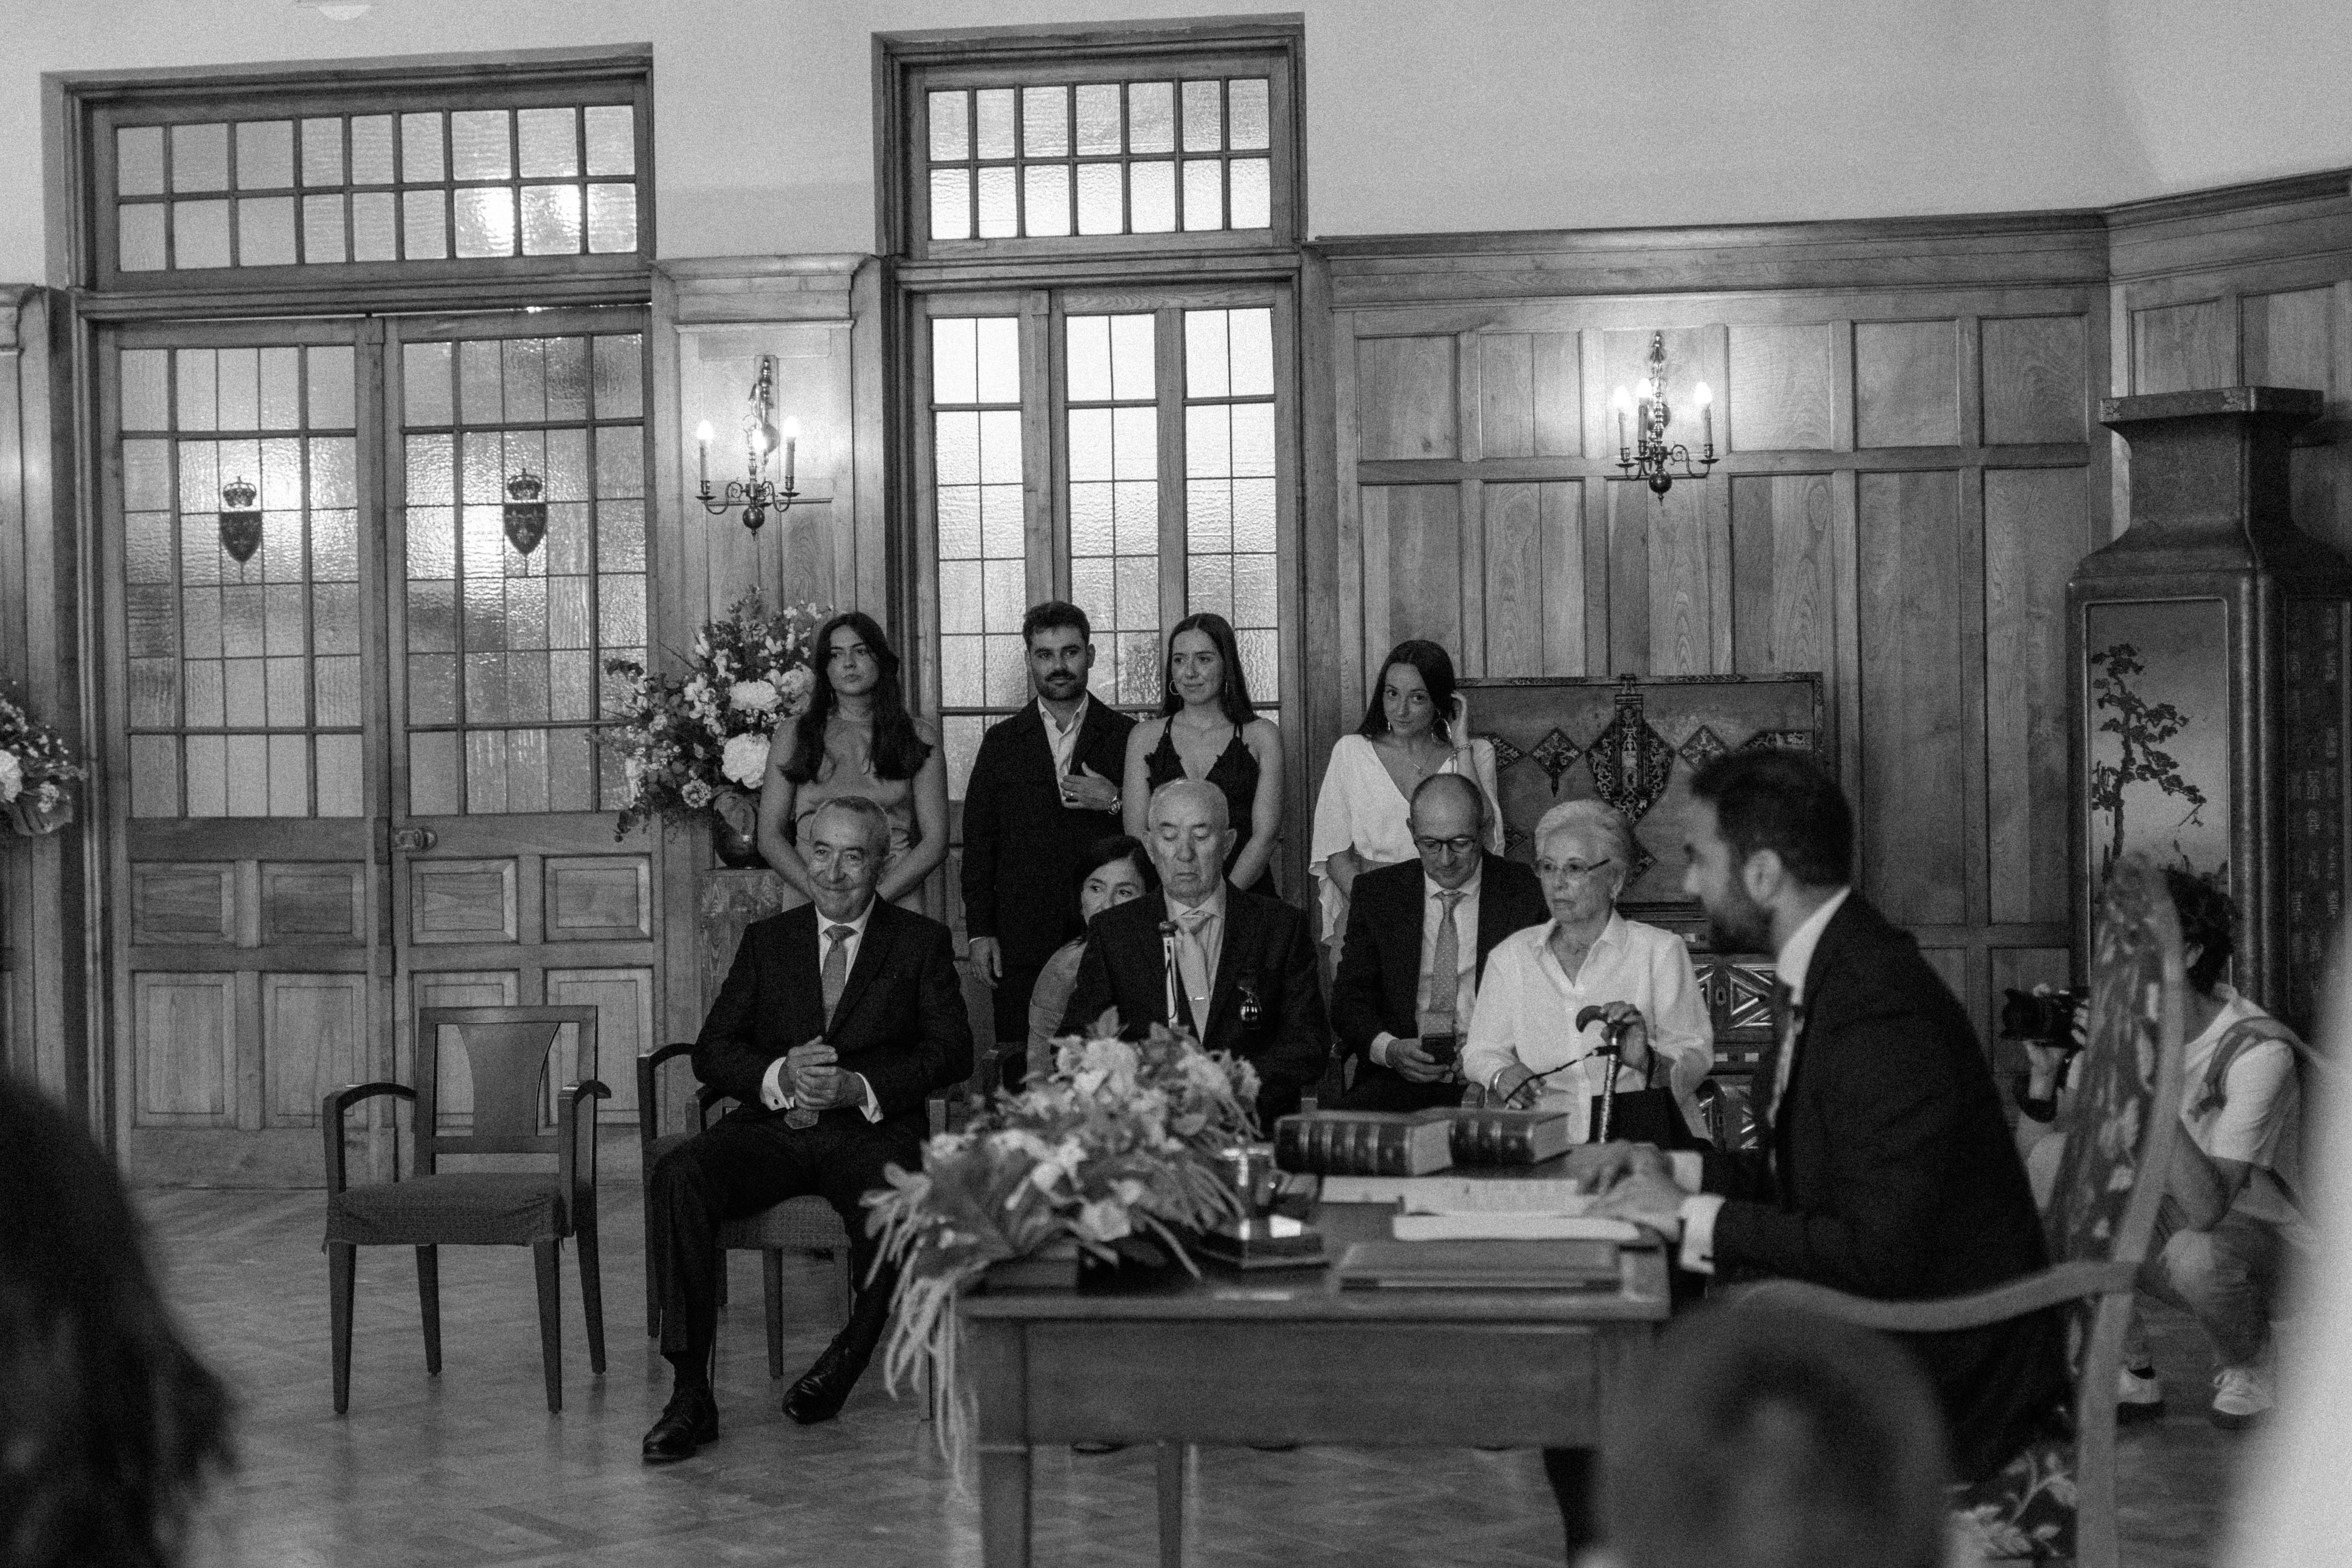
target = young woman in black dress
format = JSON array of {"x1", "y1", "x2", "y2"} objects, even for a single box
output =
[{"x1": 1119, "y1": 611, "x2": 1283, "y2": 897}]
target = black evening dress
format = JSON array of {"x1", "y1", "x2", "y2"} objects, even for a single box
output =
[{"x1": 1144, "y1": 722, "x2": 1279, "y2": 900}]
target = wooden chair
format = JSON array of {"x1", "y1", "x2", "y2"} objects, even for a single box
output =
[
  {"x1": 1734, "y1": 855, "x2": 2186, "y2": 1568},
  {"x1": 322, "y1": 1005, "x2": 609, "y2": 1415}
]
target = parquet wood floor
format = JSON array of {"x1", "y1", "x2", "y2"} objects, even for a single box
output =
[{"x1": 141, "y1": 1174, "x2": 2245, "y2": 1566}]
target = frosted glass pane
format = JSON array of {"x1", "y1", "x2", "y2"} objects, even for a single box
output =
[
  {"x1": 237, "y1": 121, "x2": 294, "y2": 188},
  {"x1": 216, "y1": 350, "x2": 259, "y2": 429},
  {"x1": 1070, "y1": 557, "x2": 1112, "y2": 619},
  {"x1": 1131, "y1": 162, "x2": 1175, "y2": 233},
  {"x1": 410, "y1": 732, "x2": 461, "y2": 816},
  {"x1": 1232, "y1": 403, "x2": 1276, "y2": 476},
  {"x1": 259, "y1": 348, "x2": 301, "y2": 430},
  {"x1": 1128, "y1": 82, "x2": 1174, "y2": 154},
  {"x1": 1076, "y1": 85, "x2": 1122, "y2": 154},
  {"x1": 542, "y1": 427, "x2": 588, "y2": 500},
  {"x1": 1113, "y1": 407, "x2": 1156, "y2": 478},
  {"x1": 985, "y1": 634, "x2": 1027, "y2": 705},
  {"x1": 547, "y1": 575, "x2": 592, "y2": 645},
  {"x1": 521, "y1": 184, "x2": 582, "y2": 254},
  {"x1": 316, "y1": 654, "x2": 362, "y2": 724},
  {"x1": 549, "y1": 651, "x2": 593, "y2": 720},
  {"x1": 978, "y1": 409, "x2": 1022, "y2": 485},
  {"x1": 300, "y1": 118, "x2": 343, "y2": 185},
  {"x1": 1187, "y1": 405, "x2": 1231, "y2": 476},
  {"x1": 404, "y1": 344, "x2": 453, "y2": 428},
  {"x1": 234, "y1": 737, "x2": 277, "y2": 817},
  {"x1": 975, "y1": 318, "x2": 1021, "y2": 404},
  {"x1": 929, "y1": 170, "x2": 971, "y2": 241},
  {"x1": 518, "y1": 108, "x2": 577, "y2": 178},
  {"x1": 1069, "y1": 482, "x2": 1112, "y2": 554},
  {"x1": 118, "y1": 205, "x2": 166, "y2": 272},
  {"x1": 121, "y1": 351, "x2": 170, "y2": 429},
  {"x1": 1022, "y1": 165, "x2": 1070, "y2": 237},
  {"x1": 929, "y1": 91, "x2": 969, "y2": 160},
  {"x1": 409, "y1": 653, "x2": 458, "y2": 721},
  {"x1": 259, "y1": 436, "x2": 302, "y2": 509},
  {"x1": 1182, "y1": 81, "x2": 1223, "y2": 152},
  {"x1": 314, "y1": 583, "x2": 362, "y2": 648},
  {"x1": 507, "y1": 577, "x2": 548, "y2": 649},
  {"x1": 943, "y1": 715, "x2": 984, "y2": 802},
  {"x1": 506, "y1": 726, "x2": 549, "y2": 810},
  {"x1": 1187, "y1": 478, "x2": 1232, "y2": 551},
  {"x1": 402, "y1": 190, "x2": 449, "y2": 260},
  {"x1": 1116, "y1": 557, "x2": 1157, "y2": 627},
  {"x1": 599, "y1": 573, "x2": 645, "y2": 643},
  {"x1": 1110, "y1": 315, "x2": 1153, "y2": 401},
  {"x1": 224, "y1": 657, "x2": 267, "y2": 723},
  {"x1": 1186, "y1": 310, "x2": 1230, "y2": 399},
  {"x1": 126, "y1": 512, "x2": 174, "y2": 582},
  {"x1": 934, "y1": 412, "x2": 979, "y2": 485},
  {"x1": 408, "y1": 506, "x2": 457, "y2": 581},
  {"x1": 939, "y1": 561, "x2": 982, "y2": 635},
  {"x1": 1229, "y1": 79, "x2": 1271, "y2": 150},
  {"x1": 1233, "y1": 559, "x2": 1278, "y2": 627},
  {"x1": 302, "y1": 195, "x2": 347, "y2": 263},
  {"x1": 932, "y1": 318, "x2": 977, "y2": 404},
  {"x1": 975, "y1": 89, "x2": 1015, "y2": 159},
  {"x1": 584, "y1": 105, "x2": 635, "y2": 177},
  {"x1": 1182, "y1": 160, "x2": 1222, "y2": 231},
  {"x1": 172, "y1": 123, "x2": 229, "y2": 192},
  {"x1": 118, "y1": 126, "x2": 165, "y2": 195},
  {"x1": 596, "y1": 498, "x2": 645, "y2": 570},
  {"x1": 980, "y1": 485, "x2": 1024, "y2": 558},
  {"x1": 455, "y1": 186, "x2": 516, "y2": 257},
  {"x1": 466, "y1": 652, "x2": 508, "y2": 720},
  {"x1": 306, "y1": 346, "x2": 355, "y2": 430},
  {"x1": 594, "y1": 430, "x2": 643, "y2": 498},
  {"x1": 936, "y1": 486, "x2": 980, "y2": 557},
  {"x1": 176, "y1": 432, "x2": 219, "y2": 502},
  {"x1": 186, "y1": 735, "x2": 228, "y2": 817},
  {"x1": 401, "y1": 113, "x2": 445, "y2": 182},
  {"x1": 126, "y1": 582, "x2": 176, "y2": 653},
  {"x1": 132, "y1": 732, "x2": 182, "y2": 817},
  {"x1": 983, "y1": 559, "x2": 1024, "y2": 632},
  {"x1": 592, "y1": 335, "x2": 641, "y2": 418},
  {"x1": 975, "y1": 167, "x2": 1016, "y2": 239},
  {"x1": 129, "y1": 656, "x2": 178, "y2": 726},
  {"x1": 222, "y1": 584, "x2": 267, "y2": 657},
  {"x1": 459, "y1": 341, "x2": 501, "y2": 424},
  {"x1": 1076, "y1": 164, "x2": 1122, "y2": 235},
  {"x1": 351, "y1": 193, "x2": 396, "y2": 262},
  {"x1": 185, "y1": 660, "x2": 224, "y2": 725},
  {"x1": 1230, "y1": 159, "x2": 1271, "y2": 229},
  {"x1": 316, "y1": 733, "x2": 363, "y2": 816},
  {"x1": 1118, "y1": 631, "x2": 1162, "y2": 706},
  {"x1": 586, "y1": 184, "x2": 637, "y2": 252},
  {"x1": 123, "y1": 439, "x2": 170, "y2": 509},
  {"x1": 1229, "y1": 309, "x2": 1274, "y2": 396},
  {"x1": 266, "y1": 654, "x2": 308, "y2": 724},
  {"x1": 502, "y1": 339, "x2": 548, "y2": 422},
  {"x1": 1066, "y1": 317, "x2": 1111, "y2": 404},
  {"x1": 350, "y1": 116, "x2": 395, "y2": 184},
  {"x1": 175, "y1": 201, "x2": 232, "y2": 269},
  {"x1": 1022, "y1": 87, "x2": 1069, "y2": 157},
  {"x1": 1233, "y1": 477, "x2": 1277, "y2": 550},
  {"x1": 1113, "y1": 481, "x2": 1156, "y2": 554},
  {"x1": 407, "y1": 433, "x2": 456, "y2": 507},
  {"x1": 940, "y1": 634, "x2": 983, "y2": 705}
]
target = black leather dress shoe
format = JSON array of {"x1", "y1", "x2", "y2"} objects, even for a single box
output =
[
  {"x1": 783, "y1": 1343, "x2": 866, "y2": 1425},
  {"x1": 641, "y1": 1386, "x2": 719, "y2": 1463}
]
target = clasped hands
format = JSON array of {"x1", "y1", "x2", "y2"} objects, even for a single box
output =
[
  {"x1": 785, "y1": 1039, "x2": 863, "y2": 1112},
  {"x1": 1488, "y1": 1001, "x2": 1654, "y2": 1109}
]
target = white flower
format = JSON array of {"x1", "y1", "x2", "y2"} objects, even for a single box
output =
[
  {"x1": 720, "y1": 733, "x2": 770, "y2": 790},
  {"x1": 1073, "y1": 1199, "x2": 1132, "y2": 1244},
  {"x1": 777, "y1": 665, "x2": 815, "y2": 716},
  {"x1": 729, "y1": 678, "x2": 780, "y2": 715},
  {"x1": 0, "y1": 749, "x2": 21, "y2": 804},
  {"x1": 681, "y1": 778, "x2": 715, "y2": 810}
]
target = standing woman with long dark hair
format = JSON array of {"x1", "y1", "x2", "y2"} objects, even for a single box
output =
[
  {"x1": 755, "y1": 612, "x2": 948, "y2": 909},
  {"x1": 1119, "y1": 611, "x2": 1284, "y2": 897}
]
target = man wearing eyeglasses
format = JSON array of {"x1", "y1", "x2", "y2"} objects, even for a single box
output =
[
  {"x1": 1330, "y1": 773, "x2": 1548, "y2": 1112},
  {"x1": 1460, "y1": 798, "x2": 1714, "y2": 1137}
]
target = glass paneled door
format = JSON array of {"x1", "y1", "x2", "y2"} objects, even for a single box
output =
[{"x1": 101, "y1": 309, "x2": 658, "y2": 1184}]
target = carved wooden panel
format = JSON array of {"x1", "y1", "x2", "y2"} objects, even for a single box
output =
[
  {"x1": 409, "y1": 858, "x2": 519, "y2": 944},
  {"x1": 1731, "y1": 473, "x2": 1838, "y2": 676},
  {"x1": 1477, "y1": 331, "x2": 1579, "y2": 459},
  {"x1": 1605, "y1": 481, "x2": 1713, "y2": 676},
  {"x1": 1726, "y1": 324, "x2": 1834, "y2": 451},
  {"x1": 2133, "y1": 300, "x2": 2234, "y2": 393},
  {"x1": 544, "y1": 855, "x2": 652, "y2": 941},
  {"x1": 1857, "y1": 469, "x2": 1966, "y2": 924},
  {"x1": 1361, "y1": 484, "x2": 1462, "y2": 654},
  {"x1": 410, "y1": 970, "x2": 519, "y2": 1126},
  {"x1": 134, "y1": 972, "x2": 234, "y2": 1123},
  {"x1": 1981, "y1": 315, "x2": 2086, "y2": 445},
  {"x1": 261, "y1": 862, "x2": 365, "y2": 942},
  {"x1": 1481, "y1": 481, "x2": 1584, "y2": 677},
  {"x1": 131, "y1": 863, "x2": 235, "y2": 946},
  {"x1": 2242, "y1": 288, "x2": 2334, "y2": 393},
  {"x1": 260, "y1": 972, "x2": 367, "y2": 1125},
  {"x1": 1984, "y1": 467, "x2": 2085, "y2": 925},
  {"x1": 1356, "y1": 335, "x2": 1457, "y2": 459},
  {"x1": 1854, "y1": 320, "x2": 1958, "y2": 448},
  {"x1": 547, "y1": 966, "x2": 654, "y2": 1118}
]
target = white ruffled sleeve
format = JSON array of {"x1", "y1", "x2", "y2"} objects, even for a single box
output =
[{"x1": 1309, "y1": 734, "x2": 1371, "y2": 947}]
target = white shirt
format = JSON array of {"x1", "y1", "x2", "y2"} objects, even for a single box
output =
[
  {"x1": 1041, "y1": 694, "x2": 1090, "y2": 779},
  {"x1": 759, "y1": 898, "x2": 882, "y2": 1122},
  {"x1": 1678, "y1": 887, "x2": 1851, "y2": 1272},
  {"x1": 1165, "y1": 884, "x2": 1228, "y2": 1026},
  {"x1": 1308, "y1": 732, "x2": 1505, "y2": 947},
  {"x1": 1370, "y1": 866, "x2": 1483, "y2": 1067},
  {"x1": 2181, "y1": 986, "x2": 2305, "y2": 1232},
  {"x1": 1461, "y1": 911, "x2": 1714, "y2": 1132}
]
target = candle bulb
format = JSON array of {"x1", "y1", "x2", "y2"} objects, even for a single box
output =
[
  {"x1": 694, "y1": 420, "x2": 713, "y2": 488},
  {"x1": 781, "y1": 416, "x2": 801, "y2": 495},
  {"x1": 1693, "y1": 382, "x2": 1714, "y2": 455},
  {"x1": 1610, "y1": 385, "x2": 1633, "y2": 459}
]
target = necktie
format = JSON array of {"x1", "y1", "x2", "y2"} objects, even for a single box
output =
[
  {"x1": 1424, "y1": 890, "x2": 1465, "y2": 1034},
  {"x1": 822, "y1": 924, "x2": 855, "y2": 1024},
  {"x1": 1176, "y1": 908, "x2": 1214, "y2": 1028},
  {"x1": 1756, "y1": 977, "x2": 1800, "y2": 1132}
]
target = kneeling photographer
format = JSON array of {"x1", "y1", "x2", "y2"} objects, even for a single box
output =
[{"x1": 2008, "y1": 868, "x2": 2316, "y2": 1431}]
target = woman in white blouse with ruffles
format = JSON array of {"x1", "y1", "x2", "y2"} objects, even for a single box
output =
[{"x1": 1308, "y1": 639, "x2": 1505, "y2": 950}]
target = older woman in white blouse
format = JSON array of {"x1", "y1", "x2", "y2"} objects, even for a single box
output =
[{"x1": 1461, "y1": 799, "x2": 1713, "y2": 1138}]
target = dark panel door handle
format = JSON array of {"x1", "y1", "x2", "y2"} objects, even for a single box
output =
[{"x1": 390, "y1": 825, "x2": 438, "y2": 853}]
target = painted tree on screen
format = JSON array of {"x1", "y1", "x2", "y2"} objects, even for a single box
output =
[{"x1": 2088, "y1": 642, "x2": 2208, "y2": 876}]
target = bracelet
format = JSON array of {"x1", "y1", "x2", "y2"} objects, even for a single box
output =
[{"x1": 2010, "y1": 1072, "x2": 2058, "y2": 1124}]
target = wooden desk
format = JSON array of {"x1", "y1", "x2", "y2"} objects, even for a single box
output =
[{"x1": 961, "y1": 1204, "x2": 1671, "y2": 1568}]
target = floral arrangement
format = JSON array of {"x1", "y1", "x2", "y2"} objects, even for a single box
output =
[
  {"x1": 864, "y1": 1016, "x2": 1260, "y2": 1470},
  {"x1": 0, "y1": 689, "x2": 85, "y2": 835},
  {"x1": 597, "y1": 590, "x2": 827, "y2": 841}
]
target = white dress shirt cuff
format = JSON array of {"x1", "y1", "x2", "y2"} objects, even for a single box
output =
[
  {"x1": 1677, "y1": 1192, "x2": 1727, "y2": 1274},
  {"x1": 1370, "y1": 1032, "x2": 1399, "y2": 1068},
  {"x1": 760, "y1": 1056, "x2": 791, "y2": 1111},
  {"x1": 853, "y1": 1072, "x2": 882, "y2": 1123},
  {"x1": 1668, "y1": 1151, "x2": 1705, "y2": 1192}
]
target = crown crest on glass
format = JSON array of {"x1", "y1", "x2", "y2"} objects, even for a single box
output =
[
  {"x1": 220, "y1": 476, "x2": 258, "y2": 511},
  {"x1": 505, "y1": 468, "x2": 544, "y2": 502}
]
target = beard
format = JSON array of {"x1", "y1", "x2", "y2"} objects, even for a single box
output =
[{"x1": 1704, "y1": 880, "x2": 1774, "y2": 955}]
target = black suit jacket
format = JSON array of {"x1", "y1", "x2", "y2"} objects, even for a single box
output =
[
  {"x1": 694, "y1": 900, "x2": 974, "y2": 1130},
  {"x1": 1703, "y1": 893, "x2": 2066, "y2": 1480},
  {"x1": 1060, "y1": 888, "x2": 1329, "y2": 1127},
  {"x1": 960, "y1": 698, "x2": 1138, "y2": 971}
]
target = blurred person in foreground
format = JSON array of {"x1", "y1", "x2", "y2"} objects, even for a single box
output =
[
  {"x1": 0, "y1": 1075, "x2": 232, "y2": 1568},
  {"x1": 1578, "y1": 1303, "x2": 1951, "y2": 1568}
]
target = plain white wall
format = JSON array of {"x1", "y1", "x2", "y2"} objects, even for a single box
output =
[{"x1": 4, "y1": 0, "x2": 2347, "y2": 283}]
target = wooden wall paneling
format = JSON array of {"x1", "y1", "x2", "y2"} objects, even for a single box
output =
[
  {"x1": 1332, "y1": 308, "x2": 1366, "y2": 733},
  {"x1": 1605, "y1": 481, "x2": 1649, "y2": 675},
  {"x1": 1984, "y1": 466, "x2": 2088, "y2": 926},
  {"x1": 133, "y1": 972, "x2": 233, "y2": 1124},
  {"x1": 1982, "y1": 315, "x2": 2090, "y2": 445},
  {"x1": 1366, "y1": 484, "x2": 1463, "y2": 654},
  {"x1": 408, "y1": 858, "x2": 520, "y2": 945},
  {"x1": 1725, "y1": 323, "x2": 1835, "y2": 451},
  {"x1": 260, "y1": 972, "x2": 366, "y2": 1126},
  {"x1": 1299, "y1": 250, "x2": 1345, "y2": 799},
  {"x1": 1582, "y1": 477, "x2": 1612, "y2": 677},
  {"x1": 546, "y1": 966, "x2": 654, "y2": 1119},
  {"x1": 259, "y1": 862, "x2": 366, "y2": 944},
  {"x1": 1356, "y1": 334, "x2": 1457, "y2": 460},
  {"x1": 1642, "y1": 482, "x2": 1712, "y2": 675},
  {"x1": 1956, "y1": 464, "x2": 1992, "y2": 938},
  {"x1": 2132, "y1": 297, "x2": 2237, "y2": 393},
  {"x1": 1454, "y1": 332, "x2": 1484, "y2": 674},
  {"x1": 1853, "y1": 320, "x2": 1960, "y2": 448},
  {"x1": 1729, "y1": 473, "x2": 1839, "y2": 677},
  {"x1": 1531, "y1": 332, "x2": 1580, "y2": 457},
  {"x1": 1541, "y1": 483, "x2": 1587, "y2": 675},
  {"x1": 131, "y1": 863, "x2": 235, "y2": 946},
  {"x1": 1478, "y1": 333, "x2": 1533, "y2": 460},
  {"x1": 2241, "y1": 286, "x2": 2341, "y2": 555},
  {"x1": 543, "y1": 855, "x2": 654, "y2": 942},
  {"x1": 1481, "y1": 482, "x2": 1544, "y2": 677},
  {"x1": 1856, "y1": 468, "x2": 1967, "y2": 924}
]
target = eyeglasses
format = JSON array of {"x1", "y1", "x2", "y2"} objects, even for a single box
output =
[
  {"x1": 1533, "y1": 857, "x2": 1615, "y2": 881},
  {"x1": 1412, "y1": 834, "x2": 1479, "y2": 855}
]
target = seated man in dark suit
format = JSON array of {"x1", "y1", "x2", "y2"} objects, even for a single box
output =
[
  {"x1": 1062, "y1": 778, "x2": 1328, "y2": 1128},
  {"x1": 1331, "y1": 772, "x2": 1548, "y2": 1113},
  {"x1": 641, "y1": 796, "x2": 972, "y2": 1462}
]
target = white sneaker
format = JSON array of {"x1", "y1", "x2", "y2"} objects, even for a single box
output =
[
  {"x1": 2117, "y1": 1363, "x2": 2165, "y2": 1421},
  {"x1": 2210, "y1": 1365, "x2": 2274, "y2": 1430}
]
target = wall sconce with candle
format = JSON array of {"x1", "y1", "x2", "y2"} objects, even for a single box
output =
[
  {"x1": 1610, "y1": 332, "x2": 1717, "y2": 496},
  {"x1": 696, "y1": 354, "x2": 805, "y2": 535}
]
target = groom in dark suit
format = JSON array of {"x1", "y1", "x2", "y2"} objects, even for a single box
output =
[
  {"x1": 1062, "y1": 778, "x2": 1328, "y2": 1128},
  {"x1": 961, "y1": 601, "x2": 1136, "y2": 1086},
  {"x1": 641, "y1": 796, "x2": 972, "y2": 1462},
  {"x1": 1332, "y1": 773, "x2": 1548, "y2": 1113}
]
